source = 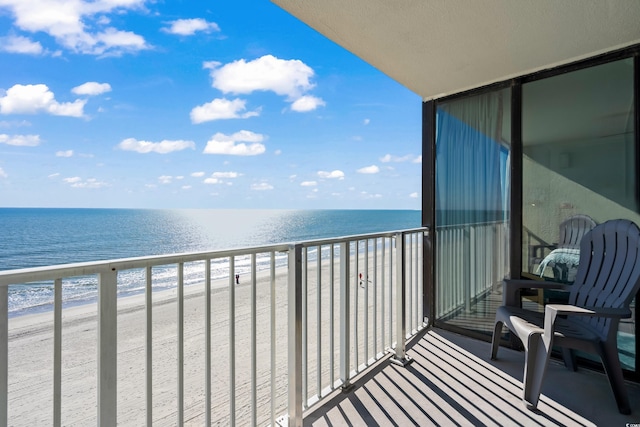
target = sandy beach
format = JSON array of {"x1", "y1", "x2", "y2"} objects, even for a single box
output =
[{"x1": 6, "y1": 244, "x2": 407, "y2": 426}]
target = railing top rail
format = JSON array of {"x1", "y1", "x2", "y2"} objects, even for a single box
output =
[
  {"x1": 296, "y1": 227, "x2": 428, "y2": 248},
  {"x1": 435, "y1": 219, "x2": 505, "y2": 230},
  {"x1": 0, "y1": 227, "x2": 428, "y2": 286},
  {"x1": 0, "y1": 243, "x2": 291, "y2": 286}
]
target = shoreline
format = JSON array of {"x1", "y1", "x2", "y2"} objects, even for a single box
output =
[
  {"x1": 7, "y1": 260, "x2": 296, "y2": 425},
  {"x1": 9, "y1": 266, "x2": 266, "y2": 335},
  {"x1": 6, "y1": 255, "x2": 282, "y2": 319},
  {"x1": 6, "y1": 243, "x2": 401, "y2": 426}
]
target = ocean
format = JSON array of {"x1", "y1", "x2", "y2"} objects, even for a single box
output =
[{"x1": 0, "y1": 208, "x2": 421, "y2": 315}]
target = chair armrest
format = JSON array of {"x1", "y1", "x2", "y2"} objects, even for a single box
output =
[
  {"x1": 502, "y1": 279, "x2": 570, "y2": 307},
  {"x1": 545, "y1": 304, "x2": 632, "y2": 319},
  {"x1": 530, "y1": 244, "x2": 556, "y2": 259},
  {"x1": 543, "y1": 304, "x2": 632, "y2": 346}
]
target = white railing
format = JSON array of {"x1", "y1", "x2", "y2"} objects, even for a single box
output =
[
  {"x1": 436, "y1": 221, "x2": 509, "y2": 319},
  {"x1": 0, "y1": 228, "x2": 427, "y2": 426}
]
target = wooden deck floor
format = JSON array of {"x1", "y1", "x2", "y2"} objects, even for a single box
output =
[{"x1": 303, "y1": 328, "x2": 640, "y2": 426}]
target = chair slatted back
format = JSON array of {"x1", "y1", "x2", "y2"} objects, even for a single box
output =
[
  {"x1": 570, "y1": 219, "x2": 640, "y2": 335},
  {"x1": 558, "y1": 214, "x2": 597, "y2": 249}
]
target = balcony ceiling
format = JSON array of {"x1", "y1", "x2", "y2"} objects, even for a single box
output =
[{"x1": 272, "y1": 0, "x2": 640, "y2": 100}]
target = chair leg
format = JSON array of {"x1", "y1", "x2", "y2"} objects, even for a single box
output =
[
  {"x1": 522, "y1": 332, "x2": 552, "y2": 409},
  {"x1": 561, "y1": 347, "x2": 577, "y2": 372},
  {"x1": 490, "y1": 320, "x2": 503, "y2": 360},
  {"x1": 600, "y1": 343, "x2": 631, "y2": 415}
]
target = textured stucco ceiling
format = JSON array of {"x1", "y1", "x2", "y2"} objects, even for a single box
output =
[{"x1": 272, "y1": 0, "x2": 640, "y2": 100}]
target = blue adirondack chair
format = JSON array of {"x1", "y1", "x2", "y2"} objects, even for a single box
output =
[{"x1": 491, "y1": 219, "x2": 640, "y2": 414}]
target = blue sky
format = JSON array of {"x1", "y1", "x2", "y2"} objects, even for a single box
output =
[{"x1": 0, "y1": 0, "x2": 422, "y2": 209}]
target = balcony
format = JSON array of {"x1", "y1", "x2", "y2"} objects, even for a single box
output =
[
  {"x1": 305, "y1": 327, "x2": 640, "y2": 426},
  {"x1": 0, "y1": 227, "x2": 638, "y2": 426}
]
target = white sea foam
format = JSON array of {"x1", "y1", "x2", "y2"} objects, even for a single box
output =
[{"x1": 2, "y1": 208, "x2": 420, "y2": 316}]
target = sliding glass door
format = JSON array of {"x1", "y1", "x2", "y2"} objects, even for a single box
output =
[
  {"x1": 433, "y1": 88, "x2": 511, "y2": 336},
  {"x1": 428, "y1": 50, "x2": 639, "y2": 376},
  {"x1": 522, "y1": 57, "x2": 637, "y2": 371}
]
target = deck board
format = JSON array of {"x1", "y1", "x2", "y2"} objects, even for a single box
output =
[{"x1": 303, "y1": 328, "x2": 640, "y2": 426}]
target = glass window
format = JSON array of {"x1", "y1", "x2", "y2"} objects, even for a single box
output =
[
  {"x1": 522, "y1": 58, "x2": 637, "y2": 370},
  {"x1": 434, "y1": 88, "x2": 511, "y2": 336}
]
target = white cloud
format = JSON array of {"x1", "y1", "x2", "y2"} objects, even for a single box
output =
[
  {"x1": 290, "y1": 95, "x2": 325, "y2": 112},
  {"x1": 48, "y1": 173, "x2": 59, "y2": 178},
  {"x1": 0, "y1": 167, "x2": 7, "y2": 178},
  {"x1": 206, "y1": 55, "x2": 315, "y2": 100},
  {"x1": 56, "y1": 150, "x2": 73, "y2": 157},
  {"x1": 0, "y1": 35, "x2": 43, "y2": 54},
  {"x1": 380, "y1": 154, "x2": 415, "y2": 163},
  {"x1": 251, "y1": 182, "x2": 273, "y2": 191},
  {"x1": 94, "y1": 28, "x2": 147, "y2": 56},
  {"x1": 211, "y1": 171, "x2": 240, "y2": 178},
  {"x1": 72, "y1": 82, "x2": 112, "y2": 96},
  {"x1": 117, "y1": 138, "x2": 195, "y2": 154},
  {"x1": 63, "y1": 176, "x2": 107, "y2": 188},
  {"x1": 0, "y1": 133, "x2": 40, "y2": 146},
  {"x1": 357, "y1": 165, "x2": 380, "y2": 174},
  {"x1": 317, "y1": 170, "x2": 344, "y2": 180},
  {"x1": 363, "y1": 118, "x2": 370, "y2": 125},
  {"x1": 0, "y1": 119, "x2": 31, "y2": 128},
  {"x1": 191, "y1": 171, "x2": 205, "y2": 177},
  {"x1": 362, "y1": 192, "x2": 383, "y2": 199},
  {"x1": 274, "y1": 149, "x2": 281, "y2": 155},
  {"x1": 181, "y1": 185, "x2": 191, "y2": 190},
  {"x1": 163, "y1": 18, "x2": 220, "y2": 36},
  {"x1": 203, "y1": 177, "x2": 221, "y2": 184},
  {"x1": 409, "y1": 192, "x2": 419, "y2": 198},
  {"x1": 0, "y1": 84, "x2": 86, "y2": 117},
  {"x1": 158, "y1": 175, "x2": 172, "y2": 184},
  {"x1": 0, "y1": 0, "x2": 149, "y2": 56},
  {"x1": 190, "y1": 98, "x2": 260, "y2": 123},
  {"x1": 203, "y1": 130, "x2": 266, "y2": 156},
  {"x1": 300, "y1": 181, "x2": 317, "y2": 186},
  {"x1": 413, "y1": 155, "x2": 422, "y2": 164}
]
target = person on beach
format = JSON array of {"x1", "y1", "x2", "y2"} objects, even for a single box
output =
[
  {"x1": 359, "y1": 273, "x2": 371, "y2": 288},
  {"x1": 235, "y1": 274, "x2": 240, "y2": 284}
]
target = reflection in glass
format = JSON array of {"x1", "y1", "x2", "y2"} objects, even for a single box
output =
[
  {"x1": 522, "y1": 58, "x2": 637, "y2": 370},
  {"x1": 434, "y1": 88, "x2": 511, "y2": 335}
]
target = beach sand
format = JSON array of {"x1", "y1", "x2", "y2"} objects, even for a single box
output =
[{"x1": 6, "y1": 245, "x2": 406, "y2": 426}]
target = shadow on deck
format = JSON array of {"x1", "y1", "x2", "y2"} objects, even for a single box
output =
[{"x1": 304, "y1": 328, "x2": 640, "y2": 426}]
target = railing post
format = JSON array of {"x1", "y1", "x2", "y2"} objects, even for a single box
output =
[
  {"x1": 177, "y1": 263, "x2": 184, "y2": 427},
  {"x1": 339, "y1": 241, "x2": 353, "y2": 391},
  {"x1": 98, "y1": 269, "x2": 118, "y2": 427},
  {"x1": 422, "y1": 229, "x2": 431, "y2": 327},
  {"x1": 145, "y1": 267, "x2": 153, "y2": 427},
  {"x1": 0, "y1": 284, "x2": 7, "y2": 427},
  {"x1": 229, "y1": 257, "x2": 236, "y2": 427},
  {"x1": 465, "y1": 226, "x2": 472, "y2": 313},
  {"x1": 54, "y1": 278, "x2": 62, "y2": 427},
  {"x1": 391, "y1": 233, "x2": 412, "y2": 367},
  {"x1": 287, "y1": 244, "x2": 303, "y2": 427}
]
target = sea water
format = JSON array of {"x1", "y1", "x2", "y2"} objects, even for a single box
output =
[{"x1": 0, "y1": 208, "x2": 421, "y2": 315}]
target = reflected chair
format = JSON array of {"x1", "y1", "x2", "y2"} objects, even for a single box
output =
[
  {"x1": 491, "y1": 219, "x2": 640, "y2": 414},
  {"x1": 529, "y1": 214, "x2": 597, "y2": 277}
]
